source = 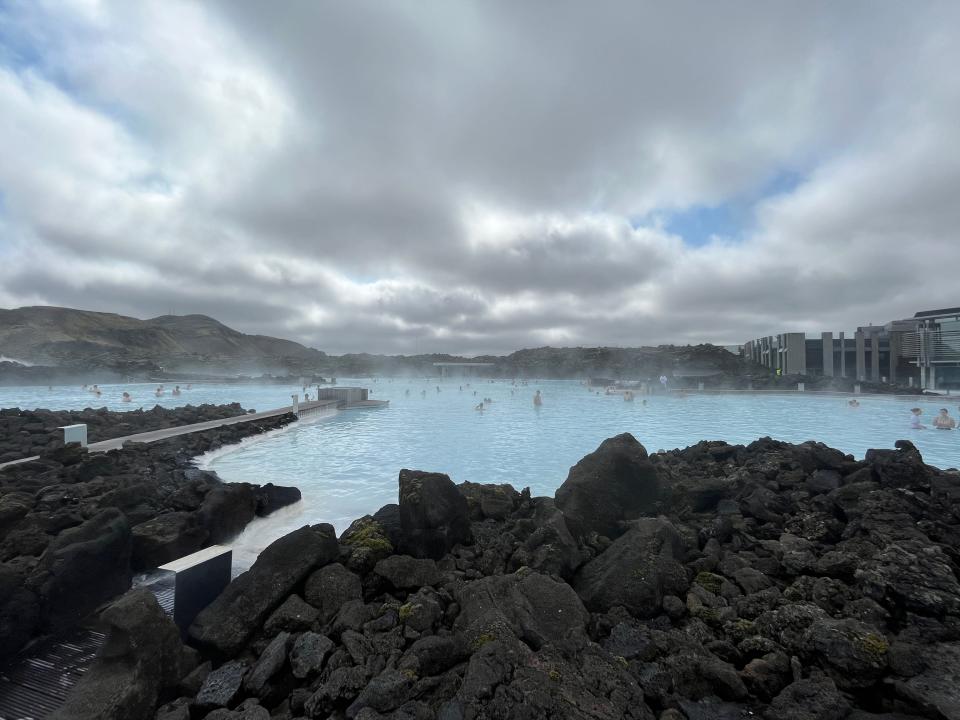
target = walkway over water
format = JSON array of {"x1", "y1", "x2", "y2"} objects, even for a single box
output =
[
  {"x1": 90, "y1": 398, "x2": 338, "y2": 451},
  {"x1": 0, "y1": 398, "x2": 341, "y2": 470}
]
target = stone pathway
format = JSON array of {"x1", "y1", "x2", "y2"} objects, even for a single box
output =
[{"x1": 0, "y1": 399, "x2": 339, "y2": 470}]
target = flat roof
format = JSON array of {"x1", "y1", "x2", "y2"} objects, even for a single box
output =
[
  {"x1": 914, "y1": 307, "x2": 960, "y2": 318},
  {"x1": 432, "y1": 362, "x2": 496, "y2": 366}
]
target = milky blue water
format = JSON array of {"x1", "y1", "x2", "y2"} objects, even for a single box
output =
[
  {"x1": 3, "y1": 379, "x2": 958, "y2": 567},
  {"x1": 0, "y1": 381, "x2": 310, "y2": 414}
]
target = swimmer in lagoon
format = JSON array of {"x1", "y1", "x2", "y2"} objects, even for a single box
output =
[
  {"x1": 155, "y1": 386, "x2": 164, "y2": 397},
  {"x1": 172, "y1": 386, "x2": 181, "y2": 396},
  {"x1": 933, "y1": 408, "x2": 956, "y2": 429},
  {"x1": 848, "y1": 399, "x2": 860, "y2": 408},
  {"x1": 122, "y1": 392, "x2": 132, "y2": 402},
  {"x1": 910, "y1": 408, "x2": 926, "y2": 430},
  {"x1": 475, "y1": 403, "x2": 484, "y2": 412},
  {"x1": 533, "y1": 390, "x2": 543, "y2": 406}
]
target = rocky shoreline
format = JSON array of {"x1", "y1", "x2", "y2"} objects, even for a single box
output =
[
  {"x1": 0, "y1": 406, "x2": 302, "y2": 664},
  {"x1": 52, "y1": 432, "x2": 960, "y2": 720},
  {"x1": 0, "y1": 403, "x2": 257, "y2": 462}
]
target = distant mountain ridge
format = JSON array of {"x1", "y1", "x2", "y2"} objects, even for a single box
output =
[
  {"x1": 0, "y1": 305, "x2": 761, "y2": 384},
  {"x1": 0, "y1": 306, "x2": 325, "y2": 372}
]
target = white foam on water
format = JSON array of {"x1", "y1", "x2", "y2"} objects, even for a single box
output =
[
  {"x1": 226, "y1": 500, "x2": 309, "y2": 573},
  {"x1": 193, "y1": 404, "x2": 339, "y2": 469},
  {"x1": 194, "y1": 405, "x2": 341, "y2": 572}
]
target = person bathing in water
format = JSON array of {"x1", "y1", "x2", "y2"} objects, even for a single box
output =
[
  {"x1": 848, "y1": 399, "x2": 860, "y2": 408},
  {"x1": 910, "y1": 408, "x2": 926, "y2": 430},
  {"x1": 122, "y1": 392, "x2": 132, "y2": 402},
  {"x1": 933, "y1": 408, "x2": 956, "y2": 429},
  {"x1": 172, "y1": 385, "x2": 181, "y2": 396},
  {"x1": 533, "y1": 390, "x2": 542, "y2": 406}
]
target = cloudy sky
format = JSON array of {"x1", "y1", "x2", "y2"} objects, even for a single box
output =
[{"x1": 1, "y1": 1, "x2": 958, "y2": 355}]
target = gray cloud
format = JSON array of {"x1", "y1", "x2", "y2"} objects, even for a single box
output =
[{"x1": 1, "y1": 0, "x2": 959, "y2": 355}]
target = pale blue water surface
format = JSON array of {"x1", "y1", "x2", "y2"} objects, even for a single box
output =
[{"x1": 3, "y1": 379, "x2": 958, "y2": 567}]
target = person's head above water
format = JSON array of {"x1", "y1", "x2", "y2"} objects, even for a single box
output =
[{"x1": 911, "y1": 408, "x2": 922, "y2": 414}]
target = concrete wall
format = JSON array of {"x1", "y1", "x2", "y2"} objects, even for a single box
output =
[
  {"x1": 855, "y1": 331, "x2": 866, "y2": 381},
  {"x1": 782, "y1": 333, "x2": 806, "y2": 375},
  {"x1": 317, "y1": 387, "x2": 368, "y2": 404},
  {"x1": 821, "y1": 332, "x2": 834, "y2": 376}
]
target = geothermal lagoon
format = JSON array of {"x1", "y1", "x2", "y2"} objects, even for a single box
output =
[{"x1": 4, "y1": 379, "x2": 956, "y2": 568}]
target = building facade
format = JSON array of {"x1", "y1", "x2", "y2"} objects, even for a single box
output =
[{"x1": 742, "y1": 307, "x2": 960, "y2": 389}]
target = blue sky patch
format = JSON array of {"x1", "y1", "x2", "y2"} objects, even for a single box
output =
[
  {"x1": 637, "y1": 169, "x2": 806, "y2": 246},
  {"x1": 663, "y1": 203, "x2": 743, "y2": 247}
]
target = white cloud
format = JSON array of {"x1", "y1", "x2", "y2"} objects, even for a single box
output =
[{"x1": 1, "y1": 0, "x2": 959, "y2": 354}]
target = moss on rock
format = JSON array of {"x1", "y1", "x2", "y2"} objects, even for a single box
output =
[
  {"x1": 694, "y1": 571, "x2": 725, "y2": 595},
  {"x1": 341, "y1": 517, "x2": 393, "y2": 555}
]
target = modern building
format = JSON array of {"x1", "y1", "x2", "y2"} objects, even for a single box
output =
[
  {"x1": 742, "y1": 307, "x2": 960, "y2": 390},
  {"x1": 899, "y1": 307, "x2": 960, "y2": 389}
]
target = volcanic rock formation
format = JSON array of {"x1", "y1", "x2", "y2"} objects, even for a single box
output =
[{"x1": 104, "y1": 432, "x2": 960, "y2": 719}]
